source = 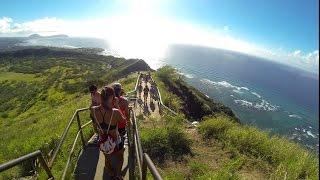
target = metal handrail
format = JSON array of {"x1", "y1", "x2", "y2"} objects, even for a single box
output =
[
  {"x1": 128, "y1": 107, "x2": 163, "y2": 180},
  {"x1": 149, "y1": 76, "x2": 192, "y2": 126},
  {"x1": 0, "y1": 150, "x2": 53, "y2": 179},
  {"x1": 149, "y1": 76, "x2": 177, "y2": 116},
  {"x1": 142, "y1": 153, "x2": 162, "y2": 180},
  {"x1": 61, "y1": 117, "x2": 93, "y2": 179},
  {"x1": 49, "y1": 107, "x2": 89, "y2": 167},
  {"x1": 0, "y1": 107, "x2": 91, "y2": 179},
  {"x1": 126, "y1": 72, "x2": 142, "y2": 95}
]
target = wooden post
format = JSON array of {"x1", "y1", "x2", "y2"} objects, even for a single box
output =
[
  {"x1": 142, "y1": 154, "x2": 147, "y2": 180},
  {"x1": 76, "y1": 112, "x2": 86, "y2": 149},
  {"x1": 129, "y1": 110, "x2": 135, "y2": 180},
  {"x1": 38, "y1": 153, "x2": 54, "y2": 179}
]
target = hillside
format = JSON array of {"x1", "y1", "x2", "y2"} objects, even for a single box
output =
[
  {"x1": 154, "y1": 66, "x2": 239, "y2": 122},
  {"x1": 136, "y1": 66, "x2": 319, "y2": 179},
  {"x1": 0, "y1": 47, "x2": 151, "y2": 178}
]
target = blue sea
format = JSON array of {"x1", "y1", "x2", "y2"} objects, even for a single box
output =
[
  {"x1": 161, "y1": 44, "x2": 319, "y2": 152},
  {"x1": 4, "y1": 37, "x2": 318, "y2": 152}
]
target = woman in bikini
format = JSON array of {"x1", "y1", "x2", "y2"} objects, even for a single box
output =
[{"x1": 92, "y1": 86, "x2": 126, "y2": 179}]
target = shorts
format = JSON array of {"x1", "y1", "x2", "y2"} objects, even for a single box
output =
[{"x1": 118, "y1": 127, "x2": 126, "y2": 137}]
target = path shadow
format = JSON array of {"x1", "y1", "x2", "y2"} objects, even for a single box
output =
[{"x1": 74, "y1": 145, "x2": 100, "y2": 180}]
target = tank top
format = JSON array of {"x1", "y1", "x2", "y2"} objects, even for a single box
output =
[{"x1": 117, "y1": 96, "x2": 127, "y2": 129}]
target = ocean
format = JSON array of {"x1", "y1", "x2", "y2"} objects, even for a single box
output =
[
  {"x1": 3, "y1": 37, "x2": 318, "y2": 152},
  {"x1": 161, "y1": 44, "x2": 319, "y2": 152}
]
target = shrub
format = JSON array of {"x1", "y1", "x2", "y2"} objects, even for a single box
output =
[
  {"x1": 198, "y1": 114, "x2": 235, "y2": 139},
  {"x1": 167, "y1": 125, "x2": 192, "y2": 159},
  {"x1": 141, "y1": 115, "x2": 192, "y2": 163},
  {"x1": 141, "y1": 128, "x2": 170, "y2": 163}
]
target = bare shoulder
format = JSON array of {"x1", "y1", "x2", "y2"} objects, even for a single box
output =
[
  {"x1": 91, "y1": 105, "x2": 101, "y2": 113},
  {"x1": 113, "y1": 108, "x2": 125, "y2": 121},
  {"x1": 121, "y1": 96, "x2": 129, "y2": 103},
  {"x1": 113, "y1": 108, "x2": 121, "y2": 116}
]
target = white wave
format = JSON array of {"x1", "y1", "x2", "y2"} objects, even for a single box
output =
[
  {"x1": 178, "y1": 71, "x2": 194, "y2": 78},
  {"x1": 253, "y1": 99, "x2": 279, "y2": 111},
  {"x1": 201, "y1": 78, "x2": 278, "y2": 111},
  {"x1": 240, "y1": 87, "x2": 249, "y2": 91},
  {"x1": 234, "y1": 98, "x2": 279, "y2": 111},
  {"x1": 288, "y1": 114, "x2": 302, "y2": 119},
  {"x1": 201, "y1": 79, "x2": 250, "y2": 92},
  {"x1": 234, "y1": 99, "x2": 253, "y2": 107},
  {"x1": 201, "y1": 78, "x2": 214, "y2": 84},
  {"x1": 307, "y1": 131, "x2": 316, "y2": 138},
  {"x1": 251, "y1": 92, "x2": 262, "y2": 98},
  {"x1": 215, "y1": 81, "x2": 235, "y2": 88},
  {"x1": 185, "y1": 74, "x2": 194, "y2": 79},
  {"x1": 232, "y1": 89, "x2": 243, "y2": 94}
]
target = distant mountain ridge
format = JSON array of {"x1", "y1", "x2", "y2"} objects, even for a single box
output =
[{"x1": 28, "y1": 34, "x2": 69, "y2": 38}]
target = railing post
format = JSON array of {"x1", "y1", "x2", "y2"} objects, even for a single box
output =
[
  {"x1": 76, "y1": 112, "x2": 86, "y2": 149},
  {"x1": 38, "y1": 152, "x2": 54, "y2": 179},
  {"x1": 129, "y1": 110, "x2": 135, "y2": 180},
  {"x1": 142, "y1": 154, "x2": 147, "y2": 180}
]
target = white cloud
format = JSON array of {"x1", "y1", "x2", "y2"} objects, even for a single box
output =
[
  {"x1": 0, "y1": 17, "x2": 12, "y2": 33},
  {"x1": 0, "y1": 16, "x2": 318, "y2": 73},
  {"x1": 292, "y1": 50, "x2": 301, "y2": 57}
]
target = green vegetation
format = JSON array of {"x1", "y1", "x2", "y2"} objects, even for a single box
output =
[
  {"x1": 198, "y1": 115, "x2": 319, "y2": 179},
  {"x1": 0, "y1": 71, "x2": 40, "y2": 82},
  {"x1": 140, "y1": 115, "x2": 192, "y2": 163},
  {"x1": 0, "y1": 47, "x2": 150, "y2": 179}
]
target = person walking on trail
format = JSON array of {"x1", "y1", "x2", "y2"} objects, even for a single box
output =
[
  {"x1": 140, "y1": 73, "x2": 145, "y2": 82},
  {"x1": 143, "y1": 84, "x2": 149, "y2": 105},
  {"x1": 112, "y1": 83, "x2": 129, "y2": 146},
  {"x1": 89, "y1": 85, "x2": 101, "y2": 142},
  {"x1": 138, "y1": 82, "x2": 143, "y2": 98},
  {"x1": 149, "y1": 84, "x2": 157, "y2": 103},
  {"x1": 92, "y1": 86, "x2": 126, "y2": 179}
]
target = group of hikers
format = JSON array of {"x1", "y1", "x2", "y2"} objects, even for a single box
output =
[
  {"x1": 88, "y1": 72, "x2": 159, "y2": 179},
  {"x1": 89, "y1": 82, "x2": 128, "y2": 180},
  {"x1": 137, "y1": 72, "x2": 159, "y2": 106}
]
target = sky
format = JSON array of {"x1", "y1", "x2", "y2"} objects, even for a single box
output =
[{"x1": 0, "y1": 0, "x2": 319, "y2": 73}]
